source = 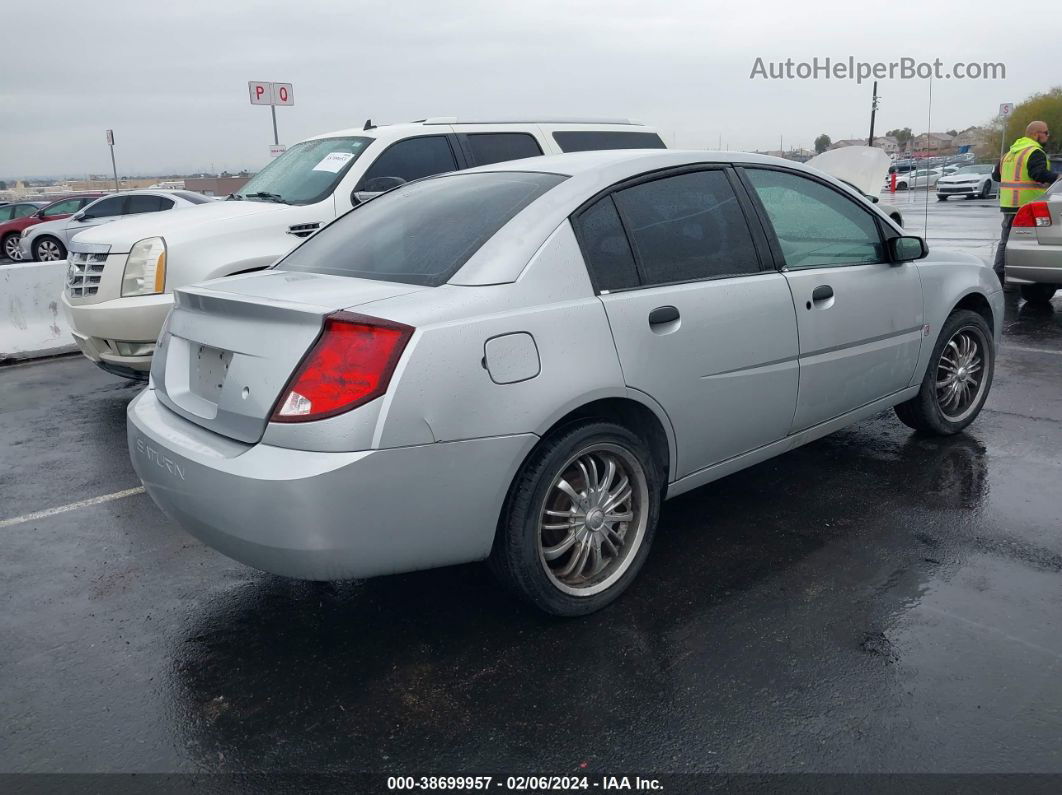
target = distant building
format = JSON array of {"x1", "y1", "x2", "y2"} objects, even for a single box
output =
[
  {"x1": 68, "y1": 177, "x2": 158, "y2": 191},
  {"x1": 872, "y1": 136, "x2": 900, "y2": 154},
  {"x1": 912, "y1": 132, "x2": 955, "y2": 155},
  {"x1": 952, "y1": 127, "x2": 986, "y2": 151},
  {"x1": 829, "y1": 138, "x2": 868, "y2": 149},
  {"x1": 183, "y1": 175, "x2": 252, "y2": 197}
]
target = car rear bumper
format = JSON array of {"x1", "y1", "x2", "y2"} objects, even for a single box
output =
[
  {"x1": 127, "y1": 388, "x2": 537, "y2": 580},
  {"x1": 1005, "y1": 239, "x2": 1062, "y2": 285},
  {"x1": 61, "y1": 291, "x2": 172, "y2": 373}
]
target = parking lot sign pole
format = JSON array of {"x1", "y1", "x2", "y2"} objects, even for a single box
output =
[
  {"x1": 106, "y1": 129, "x2": 119, "y2": 193},
  {"x1": 249, "y1": 81, "x2": 293, "y2": 153},
  {"x1": 999, "y1": 103, "x2": 1014, "y2": 161}
]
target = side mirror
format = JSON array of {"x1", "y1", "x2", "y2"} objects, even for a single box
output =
[
  {"x1": 889, "y1": 235, "x2": 928, "y2": 263},
  {"x1": 361, "y1": 176, "x2": 406, "y2": 193},
  {"x1": 72, "y1": 212, "x2": 86, "y2": 222}
]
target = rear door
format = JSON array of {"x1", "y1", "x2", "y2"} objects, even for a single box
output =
[
  {"x1": 573, "y1": 166, "x2": 799, "y2": 479},
  {"x1": 740, "y1": 166, "x2": 923, "y2": 432}
]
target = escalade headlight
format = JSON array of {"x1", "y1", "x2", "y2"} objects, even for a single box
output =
[{"x1": 122, "y1": 237, "x2": 167, "y2": 297}]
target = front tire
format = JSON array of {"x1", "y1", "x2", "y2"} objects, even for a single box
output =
[
  {"x1": 489, "y1": 421, "x2": 661, "y2": 616},
  {"x1": 937, "y1": 194, "x2": 948, "y2": 201},
  {"x1": 895, "y1": 310, "x2": 994, "y2": 435},
  {"x1": 33, "y1": 236, "x2": 66, "y2": 262},
  {"x1": 2, "y1": 233, "x2": 23, "y2": 262},
  {"x1": 1020, "y1": 284, "x2": 1057, "y2": 304}
]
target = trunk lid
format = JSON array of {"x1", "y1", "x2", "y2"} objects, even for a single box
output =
[{"x1": 152, "y1": 270, "x2": 426, "y2": 442}]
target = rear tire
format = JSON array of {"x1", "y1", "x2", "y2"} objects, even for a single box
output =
[
  {"x1": 489, "y1": 421, "x2": 661, "y2": 616},
  {"x1": 33, "y1": 236, "x2": 66, "y2": 262},
  {"x1": 1020, "y1": 284, "x2": 1057, "y2": 304},
  {"x1": 895, "y1": 310, "x2": 994, "y2": 435}
]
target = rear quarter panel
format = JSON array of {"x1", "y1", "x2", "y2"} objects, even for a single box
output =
[
  {"x1": 369, "y1": 223, "x2": 632, "y2": 448},
  {"x1": 911, "y1": 250, "x2": 1003, "y2": 386}
]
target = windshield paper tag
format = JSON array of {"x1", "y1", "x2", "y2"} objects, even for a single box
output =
[{"x1": 312, "y1": 152, "x2": 355, "y2": 173}]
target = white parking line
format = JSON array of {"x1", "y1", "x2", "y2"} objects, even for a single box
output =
[
  {"x1": 0, "y1": 487, "x2": 146, "y2": 529},
  {"x1": 1002, "y1": 345, "x2": 1062, "y2": 357}
]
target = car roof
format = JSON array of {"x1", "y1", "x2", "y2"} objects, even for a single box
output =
[
  {"x1": 449, "y1": 149, "x2": 857, "y2": 286},
  {"x1": 303, "y1": 118, "x2": 656, "y2": 144}
]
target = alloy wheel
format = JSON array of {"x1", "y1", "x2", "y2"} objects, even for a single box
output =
[
  {"x1": 3, "y1": 237, "x2": 22, "y2": 261},
  {"x1": 36, "y1": 240, "x2": 62, "y2": 261},
  {"x1": 935, "y1": 326, "x2": 989, "y2": 422},
  {"x1": 537, "y1": 443, "x2": 649, "y2": 597}
]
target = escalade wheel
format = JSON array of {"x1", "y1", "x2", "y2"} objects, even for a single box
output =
[
  {"x1": 33, "y1": 237, "x2": 66, "y2": 262},
  {"x1": 895, "y1": 310, "x2": 994, "y2": 435},
  {"x1": 1019, "y1": 284, "x2": 1057, "y2": 304},
  {"x1": 2, "y1": 233, "x2": 22, "y2": 261},
  {"x1": 489, "y1": 421, "x2": 661, "y2": 616}
]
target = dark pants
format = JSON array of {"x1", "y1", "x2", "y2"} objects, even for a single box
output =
[{"x1": 993, "y1": 211, "x2": 1016, "y2": 285}]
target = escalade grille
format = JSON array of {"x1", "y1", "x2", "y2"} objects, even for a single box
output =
[{"x1": 67, "y1": 252, "x2": 108, "y2": 297}]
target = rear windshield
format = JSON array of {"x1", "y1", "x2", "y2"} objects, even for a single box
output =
[{"x1": 275, "y1": 171, "x2": 567, "y2": 286}]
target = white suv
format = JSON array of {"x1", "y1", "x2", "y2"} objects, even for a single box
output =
[{"x1": 61, "y1": 118, "x2": 665, "y2": 379}]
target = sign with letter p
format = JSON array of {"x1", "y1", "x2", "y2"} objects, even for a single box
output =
[{"x1": 249, "y1": 81, "x2": 272, "y2": 105}]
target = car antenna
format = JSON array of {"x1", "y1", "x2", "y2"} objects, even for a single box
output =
[
  {"x1": 363, "y1": 118, "x2": 375, "y2": 131},
  {"x1": 924, "y1": 77, "x2": 933, "y2": 239}
]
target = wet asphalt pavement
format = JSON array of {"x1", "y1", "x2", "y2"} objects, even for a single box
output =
[{"x1": 1, "y1": 198, "x2": 1061, "y2": 780}]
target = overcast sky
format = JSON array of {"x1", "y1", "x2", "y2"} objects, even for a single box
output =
[{"x1": 1, "y1": 0, "x2": 1044, "y2": 178}]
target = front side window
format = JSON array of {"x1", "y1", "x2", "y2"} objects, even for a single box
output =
[
  {"x1": 466, "y1": 133, "x2": 543, "y2": 166},
  {"x1": 612, "y1": 169, "x2": 760, "y2": 286},
  {"x1": 277, "y1": 171, "x2": 566, "y2": 286},
  {"x1": 745, "y1": 168, "x2": 885, "y2": 270},
  {"x1": 82, "y1": 196, "x2": 126, "y2": 219},
  {"x1": 357, "y1": 136, "x2": 459, "y2": 190},
  {"x1": 41, "y1": 199, "x2": 82, "y2": 217},
  {"x1": 236, "y1": 136, "x2": 372, "y2": 205},
  {"x1": 553, "y1": 131, "x2": 666, "y2": 153}
]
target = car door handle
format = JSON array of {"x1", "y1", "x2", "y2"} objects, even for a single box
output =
[
  {"x1": 648, "y1": 305, "x2": 680, "y2": 326},
  {"x1": 811, "y1": 285, "x2": 834, "y2": 302}
]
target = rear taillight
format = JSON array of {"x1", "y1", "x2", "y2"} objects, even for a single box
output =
[
  {"x1": 1013, "y1": 202, "x2": 1053, "y2": 228},
  {"x1": 270, "y1": 311, "x2": 413, "y2": 423}
]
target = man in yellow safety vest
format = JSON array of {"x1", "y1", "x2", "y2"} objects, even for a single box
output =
[{"x1": 991, "y1": 121, "x2": 1060, "y2": 288}]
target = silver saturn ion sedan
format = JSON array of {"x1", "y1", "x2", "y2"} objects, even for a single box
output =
[{"x1": 128, "y1": 150, "x2": 1003, "y2": 616}]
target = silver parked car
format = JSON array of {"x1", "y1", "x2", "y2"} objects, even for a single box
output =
[
  {"x1": 1005, "y1": 179, "x2": 1062, "y2": 304},
  {"x1": 128, "y1": 150, "x2": 1003, "y2": 615},
  {"x1": 19, "y1": 190, "x2": 212, "y2": 262}
]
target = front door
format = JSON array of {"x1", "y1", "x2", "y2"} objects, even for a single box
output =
[{"x1": 741, "y1": 167, "x2": 924, "y2": 432}]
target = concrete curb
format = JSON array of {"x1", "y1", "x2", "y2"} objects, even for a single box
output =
[{"x1": 0, "y1": 260, "x2": 77, "y2": 363}]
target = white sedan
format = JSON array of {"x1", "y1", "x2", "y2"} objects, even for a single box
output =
[
  {"x1": 20, "y1": 190, "x2": 211, "y2": 262},
  {"x1": 893, "y1": 168, "x2": 943, "y2": 191}
]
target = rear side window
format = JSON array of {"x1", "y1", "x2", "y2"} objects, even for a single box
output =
[
  {"x1": 126, "y1": 195, "x2": 174, "y2": 214},
  {"x1": 745, "y1": 168, "x2": 884, "y2": 269},
  {"x1": 612, "y1": 170, "x2": 761, "y2": 285},
  {"x1": 358, "y1": 136, "x2": 459, "y2": 189},
  {"x1": 572, "y1": 197, "x2": 639, "y2": 291},
  {"x1": 0, "y1": 206, "x2": 12, "y2": 221},
  {"x1": 465, "y1": 133, "x2": 543, "y2": 166},
  {"x1": 277, "y1": 171, "x2": 567, "y2": 286},
  {"x1": 553, "y1": 131, "x2": 666, "y2": 153},
  {"x1": 14, "y1": 204, "x2": 40, "y2": 218}
]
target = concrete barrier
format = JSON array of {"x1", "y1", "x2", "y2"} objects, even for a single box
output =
[{"x1": 0, "y1": 260, "x2": 76, "y2": 363}]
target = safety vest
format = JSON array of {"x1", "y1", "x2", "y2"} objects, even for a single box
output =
[{"x1": 1000, "y1": 136, "x2": 1051, "y2": 210}]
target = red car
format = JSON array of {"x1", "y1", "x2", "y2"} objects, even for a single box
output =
[{"x1": 1, "y1": 194, "x2": 104, "y2": 261}]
